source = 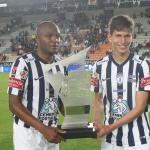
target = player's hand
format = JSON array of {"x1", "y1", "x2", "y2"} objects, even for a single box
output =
[
  {"x1": 94, "y1": 122, "x2": 112, "y2": 138},
  {"x1": 90, "y1": 75, "x2": 98, "y2": 87},
  {"x1": 40, "y1": 126, "x2": 66, "y2": 144}
]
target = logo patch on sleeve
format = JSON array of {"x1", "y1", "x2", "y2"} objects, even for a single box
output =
[
  {"x1": 12, "y1": 66, "x2": 17, "y2": 74},
  {"x1": 140, "y1": 77, "x2": 150, "y2": 88},
  {"x1": 20, "y1": 70, "x2": 28, "y2": 80},
  {"x1": 8, "y1": 77, "x2": 23, "y2": 90}
]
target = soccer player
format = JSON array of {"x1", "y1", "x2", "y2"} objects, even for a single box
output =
[
  {"x1": 91, "y1": 15, "x2": 150, "y2": 150},
  {"x1": 7, "y1": 21, "x2": 65, "y2": 150}
]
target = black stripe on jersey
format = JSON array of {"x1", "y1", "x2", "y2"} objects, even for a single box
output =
[
  {"x1": 144, "y1": 112, "x2": 150, "y2": 136},
  {"x1": 35, "y1": 61, "x2": 45, "y2": 116},
  {"x1": 96, "y1": 63, "x2": 101, "y2": 74},
  {"x1": 127, "y1": 59, "x2": 135, "y2": 146},
  {"x1": 137, "y1": 116, "x2": 147, "y2": 144},
  {"x1": 116, "y1": 66, "x2": 123, "y2": 146},
  {"x1": 136, "y1": 63, "x2": 147, "y2": 144},
  {"x1": 95, "y1": 64, "x2": 101, "y2": 92},
  {"x1": 103, "y1": 95, "x2": 107, "y2": 125},
  {"x1": 106, "y1": 59, "x2": 113, "y2": 143},
  {"x1": 24, "y1": 56, "x2": 33, "y2": 128}
]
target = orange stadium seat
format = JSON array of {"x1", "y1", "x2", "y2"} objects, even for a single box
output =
[
  {"x1": 10, "y1": 51, "x2": 17, "y2": 56},
  {"x1": 87, "y1": 43, "x2": 112, "y2": 60}
]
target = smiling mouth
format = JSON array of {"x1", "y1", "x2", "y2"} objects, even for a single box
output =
[
  {"x1": 119, "y1": 45, "x2": 129, "y2": 48},
  {"x1": 120, "y1": 46, "x2": 127, "y2": 48}
]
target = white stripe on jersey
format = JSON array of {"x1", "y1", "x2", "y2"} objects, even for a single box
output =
[{"x1": 28, "y1": 54, "x2": 39, "y2": 119}]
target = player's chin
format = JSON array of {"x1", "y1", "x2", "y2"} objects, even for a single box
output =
[
  {"x1": 48, "y1": 46, "x2": 58, "y2": 53},
  {"x1": 118, "y1": 47, "x2": 129, "y2": 53}
]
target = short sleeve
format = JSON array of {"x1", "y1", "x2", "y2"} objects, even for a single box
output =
[
  {"x1": 90, "y1": 62, "x2": 103, "y2": 93},
  {"x1": 7, "y1": 57, "x2": 28, "y2": 97},
  {"x1": 137, "y1": 60, "x2": 150, "y2": 91}
]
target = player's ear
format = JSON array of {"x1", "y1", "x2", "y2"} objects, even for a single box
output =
[
  {"x1": 107, "y1": 32, "x2": 112, "y2": 43},
  {"x1": 35, "y1": 34, "x2": 40, "y2": 44}
]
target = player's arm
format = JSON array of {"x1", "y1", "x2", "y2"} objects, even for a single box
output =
[
  {"x1": 9, "y1": 95, "x2": 64, "y2": 143},
  {"x1": 93, "y1": 92, "x2": 103, "y2": 124},
  {"x1": 96, "y1": 91, "x2": 148, "y2": 137},
  {"x1": 91, "y1": 63, "x2": 103, "y2": 124},
  {"x1": 8, "y1": 58, "x2": 64, "y2": 143}
]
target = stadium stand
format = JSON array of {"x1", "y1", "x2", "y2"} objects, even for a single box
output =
[{"x1": 0, "y1": 0, "x2": 150, "y2": 63}]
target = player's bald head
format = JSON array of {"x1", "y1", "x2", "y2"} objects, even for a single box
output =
[{"x1": 36, "y1": 21, "x2": 60, "y2": 37}]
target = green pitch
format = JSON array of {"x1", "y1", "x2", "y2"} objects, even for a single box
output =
[{"x1": 0, "y1": 73, "x2": 100, "y2": 150}]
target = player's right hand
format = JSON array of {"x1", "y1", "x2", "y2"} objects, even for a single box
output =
[{"x1": 40, "y1": 126, "x2": 65, "y2": 144}]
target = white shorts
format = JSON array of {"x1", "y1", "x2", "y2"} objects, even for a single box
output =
[
  {"x1": 101, "y1": 138, "x2": 150, "y2": 150},
  {"x1": 13, "y1": 123, "x2": 59, "y2": 150}
]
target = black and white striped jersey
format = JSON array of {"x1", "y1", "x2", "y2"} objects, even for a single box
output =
[
  {"x1": 7, "y1": 51, "x2": 65, "y2": 128},
  {"x1": 93, "y1": 53, "x2": 150, "y2": 146}
]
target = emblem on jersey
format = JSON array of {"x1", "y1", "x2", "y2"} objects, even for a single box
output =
[
  {"x1": 116, "y1": 73, "x2": 123, "y2": 85},
  {"x1": 39, "y1": 98, "x2": 58, "y2": 122},
  {"x1": 20, "y1": 70, "x2": 28, "y2": 80},
  {"x1": 140, "y1": 77, "x2": 150, "y2": 88},
  {"x1": 111, "y1": 98, "x2": 129, "y2": 120}
]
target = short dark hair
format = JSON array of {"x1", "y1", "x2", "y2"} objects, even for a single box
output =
[{"x1": 108, "y1": 15, "x2": 134, "y2": 34}]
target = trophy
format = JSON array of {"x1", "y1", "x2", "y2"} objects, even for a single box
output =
[{"x1": 44, "y1": 48, "x2": 96, "y2": 139}]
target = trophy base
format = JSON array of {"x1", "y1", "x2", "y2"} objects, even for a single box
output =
[{"x1": 59, "y1": 127, "x2": 97, "y2": 139}]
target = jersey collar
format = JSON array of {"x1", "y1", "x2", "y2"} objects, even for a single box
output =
[{"x1": 109, "y1": 52, "x2": 134, "y2": 67}]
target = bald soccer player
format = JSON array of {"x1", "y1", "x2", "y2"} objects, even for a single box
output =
[{"x1": 7, "y1": 21, "x2": 65, "y2": 150}]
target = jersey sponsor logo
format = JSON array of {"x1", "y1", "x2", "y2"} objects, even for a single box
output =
[
  {"x1": 25, "y1": 57, "x2": 35, "y2": 63},
  {"x1": 39, "y1": 98, "x2": 58, "y2": 122},
  {"x1": 8, "y1": 77, "x2": 23, "y2": 90},
  {"x1": 140, "y1": 77, "x2": 150, "y2": 88},
  {"x1": 111, "y1": 98, "x2": 130, "y2": 120},
  {"x1": 20, "y1": 70, "x2": 28, "y2": 80}
]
